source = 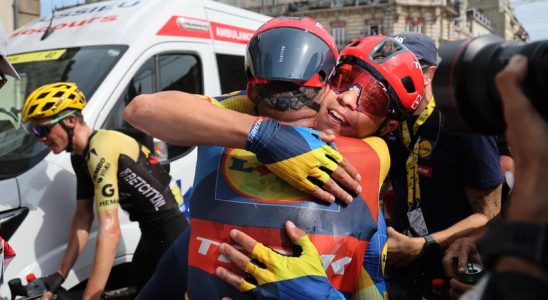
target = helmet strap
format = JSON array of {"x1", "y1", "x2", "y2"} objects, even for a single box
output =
[{"x1": 59, "y1": 121, "x2": 74, "y2": 153}]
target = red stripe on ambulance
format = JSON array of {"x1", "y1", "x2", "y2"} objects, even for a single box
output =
[
  {"x1": 157, "y1": 16, "x2": 254, "y2": 44},
  {"x1": 157, "y1": 16, "x2": 211, "y2": 39},
  {"x1": 210, "y1": 21, "x2": 254, "y2": 44}
]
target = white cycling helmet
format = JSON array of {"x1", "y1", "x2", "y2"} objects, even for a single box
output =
[{"x1": 0, "y1": 23, "x2": 20, "y2": 81}]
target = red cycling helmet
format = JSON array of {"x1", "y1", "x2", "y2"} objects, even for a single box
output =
[
  {"x1": 337, "y1": 35, "x2": 424, "y2": 116},
  {"x1": 245, "y1": 16, "x2": 338, "y2": 95}
]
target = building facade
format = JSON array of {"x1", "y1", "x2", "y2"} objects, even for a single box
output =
[
  {"x1": 0, "y1": 0, "x2": 40, "y2": 33},
  {"x1": 468, "y1": 0, "x2": 528, "y2": 41},
  {"x1": 216, "y1": 0, "x2": 528, "y2": 49}
]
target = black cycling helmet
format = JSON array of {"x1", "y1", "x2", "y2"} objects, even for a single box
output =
[{"x1": 245, "y1": 16, "x2": 338, "y2": 101}]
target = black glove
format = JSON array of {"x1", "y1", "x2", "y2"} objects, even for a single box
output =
[{"x1": 42, "y1": 272, "x2": 65, "y2": 293}]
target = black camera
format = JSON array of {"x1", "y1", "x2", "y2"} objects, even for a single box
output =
[{"x1": 433, "y1": 35, "x2": 548, "y2": 135}]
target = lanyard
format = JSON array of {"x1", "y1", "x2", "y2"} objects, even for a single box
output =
[{"x1": 402, "y1": 98, "x2": 436, "y2": 207}]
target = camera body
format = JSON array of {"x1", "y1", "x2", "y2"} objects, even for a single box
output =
[{"x1": 433, "y1": 35, "x2": 547, "y2": 135}]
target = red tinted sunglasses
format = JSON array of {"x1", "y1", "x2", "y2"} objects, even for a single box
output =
[{"x1": 328, "y1": 64, "x2": 390, "y2": 118}]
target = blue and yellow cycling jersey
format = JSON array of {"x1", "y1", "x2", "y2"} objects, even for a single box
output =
[{"x1": 182, "y1": 91, "x2": 390, "y2": 299}]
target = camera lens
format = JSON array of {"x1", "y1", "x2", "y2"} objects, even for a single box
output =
[{"x1": 434, "y1": 35, "x2": 548, "y2": 135}]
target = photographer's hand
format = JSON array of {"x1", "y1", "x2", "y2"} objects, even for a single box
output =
[
  {"x1": 494, "y1": 55, "x2": 548, "y2": 282},
  {"x1": 495, "y1": 55, "x2": 548, "y2": 223}
]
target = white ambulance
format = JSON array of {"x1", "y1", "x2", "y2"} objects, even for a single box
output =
[{"x1": 0, "y1": 0, "x2": 269, "y2": 294}]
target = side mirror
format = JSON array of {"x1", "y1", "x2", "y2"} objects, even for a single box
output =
[{"x1": 153, "y1": 138, "x2": 170, "y2": 165}]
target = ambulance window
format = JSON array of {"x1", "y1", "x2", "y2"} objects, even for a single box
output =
[
  {"x1": 157, "y1": 54, "x2": 202, "y2": 161},
  {"x1": 216, "y1": 54, "x2": 246, "y2": 93},
  {"x1": 104, "y1": 53, "x2": 203, "y2": 161},
  {"x1": 103, "y1": 58, "x2": 156, "y2": 130},
  {"x1": 158, "y1": 54, "x2": 203, "y2": 94}
]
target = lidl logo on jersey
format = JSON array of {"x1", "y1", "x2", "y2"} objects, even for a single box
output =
[{"x1": 215, "y1": 148, "x2": 340, "y2": 212}]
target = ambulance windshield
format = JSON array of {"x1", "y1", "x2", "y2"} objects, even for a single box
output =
[{"x1": 0, "y1": 45, "x2": 127, "y2": 179}]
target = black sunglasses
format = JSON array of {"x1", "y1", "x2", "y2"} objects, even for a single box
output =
[{"x1": 30, "y1": 111, "x2": 77, "y2": 138}]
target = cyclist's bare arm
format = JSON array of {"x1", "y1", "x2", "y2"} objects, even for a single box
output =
[
  {"x1": 124, "y1": 91, "x2": 254, "y2": 148},
  {"x1": 44, "y1": 198, "x2": 95, "y2": 300},
  {"x1": 58, "y1": 198, "x2": 95, "y2": 277},
  {"x1": 82, "y1": 207, "x2": 121, "y2": 300},
  {"x1": 124, "y1": 91, "x2": 361, "y2": 203}
]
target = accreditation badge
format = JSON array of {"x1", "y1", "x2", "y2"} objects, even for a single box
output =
[{"x1": 407, "y1": 207, "x2": 429, "y2": 236}]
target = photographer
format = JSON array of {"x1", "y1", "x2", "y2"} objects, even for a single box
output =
[{"x1": 451, "y1": 55, "x2": 548, "y2": 300}]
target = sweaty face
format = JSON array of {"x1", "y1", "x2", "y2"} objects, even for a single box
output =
[{"x1": 314, "y1": 64, "x2": 388, "y2": 137}]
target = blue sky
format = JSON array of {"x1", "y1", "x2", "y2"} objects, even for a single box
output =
[
  {"x1": 40, "y1": 0, "x2": 82, "y2": 15},
  {"x1": 511, "y1": 0, "x2": 548, "y2": 41},
  {"x1": 40, "y1": 0, "x2": 548, "y2": 41}
]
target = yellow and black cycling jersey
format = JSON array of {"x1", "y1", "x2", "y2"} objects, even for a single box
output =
[{"x1": 71, "y1": 130, "x2": 181, "y2": 224}]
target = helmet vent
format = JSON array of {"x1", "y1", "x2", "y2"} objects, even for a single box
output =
[
  {"x1": 53, "y1": 91, "x2": 64, "y2": 98},
  {"x1": 28, "y1": 105, "x2": 38, "y2": 116},
  {"x1": 373, "y1": 40, "x2": 404, "y2": 62},
  {"x1": 401, "y1": 76, "x2": 416, "y2": 93},
  {"x1": 38, "y1": 92, "x2": 49, "y2": 99},
  {"x1": 42, "y1": 102, "x2": 55, "y2": 111},
  {"x1": 68, "y1": 93, "x2": 76, "y2": 100}
]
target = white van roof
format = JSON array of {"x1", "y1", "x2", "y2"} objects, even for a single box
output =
[{"x1": 8, "y1": 0, "x2": 270, "y2": 54}]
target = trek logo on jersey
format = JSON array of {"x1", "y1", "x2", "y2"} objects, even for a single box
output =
[
  {"x1": 119, "y1": 168, "x2": 166, "y2": 210},
  {"x1": 194, "y1": 235, "x2": 353, "y2": 275},
  {"x1": 188, "y1": 219, "x2": 365, "y2": 292}
]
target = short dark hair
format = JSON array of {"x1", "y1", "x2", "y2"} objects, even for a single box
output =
[{"x1": 252, "y1": 81, "x2": 321, "y2": 111}]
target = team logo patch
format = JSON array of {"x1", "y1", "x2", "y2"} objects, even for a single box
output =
[
  {"x1": 101, "y1": 183, "x2": 114, "y2": 197},
  {"x1": 418, "y1": 139, "x2": 433, "y2": 158},
  {"x1": 418, "y1": 165, "x2": 433, "y2": 178},
  {"x1": 215, "y1": 148, "x2": 340, "y2": 211},
  {"x1": 221, "y1": 149, "x2": 307, "y2": 201}
]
